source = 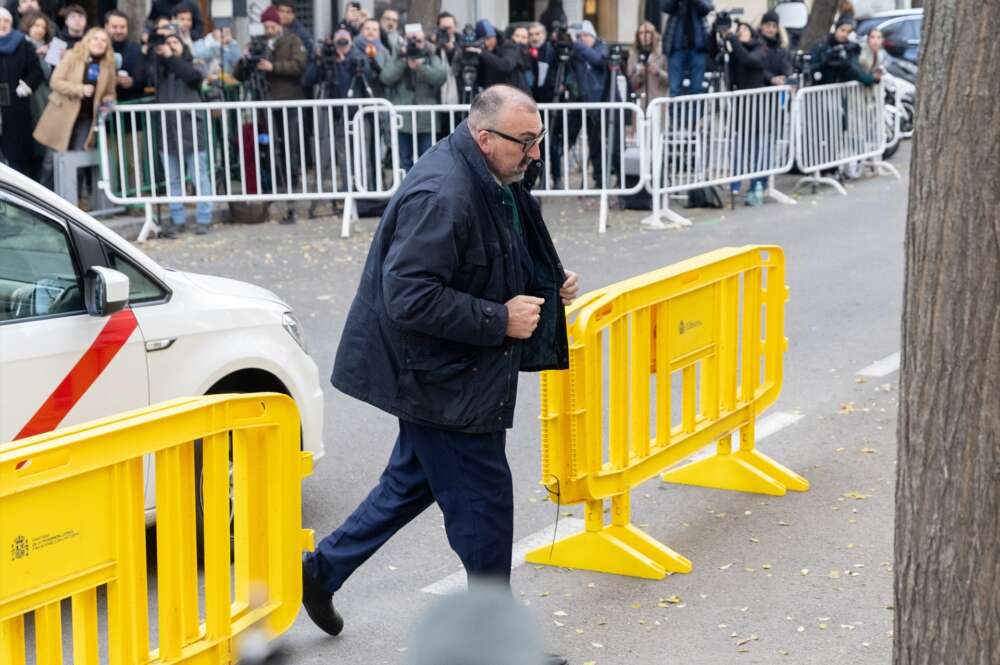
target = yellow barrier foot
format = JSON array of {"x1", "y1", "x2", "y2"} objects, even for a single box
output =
[
  {"x1": 524, "y1": 525, "x2": 692, "y2": 580},
  {"x1": 661, "y1": 448, "x2": 808, "y2": 495}
]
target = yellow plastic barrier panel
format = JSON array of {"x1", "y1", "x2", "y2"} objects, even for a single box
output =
[
  {"x1": 0, "y1": 394, "x2": 314, "y2": 664},
  {"x1": 526, "y1": 246, "x2": 808, "y2": 580}
]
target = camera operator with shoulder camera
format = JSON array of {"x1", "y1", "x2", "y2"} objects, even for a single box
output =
[
  {"x1": 380, "y1": 27, "x2": 447, "y2": 170},
  {"x1": 809, "y1": 16, "x2": 878, "y2": 86},
  {"x1": 461, "y1": 20, "x2": 527, "y2": 94},
  {"x1": 661, "y1": 0, "x2": 714, "y2": 96}
]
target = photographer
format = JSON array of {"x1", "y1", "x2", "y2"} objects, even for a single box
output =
[
  {"x1": 147, "y1": 27, "x2": 213, "y2": 235},
  {"x1": 809, "y1": 17, "x2": 878, "y2": 86},
  {"x1": 429, "y1": 11, "x2": 459, "y2": 105},
  {"x1": 380, "y1": 27, "x2": 446, "y2": 170},
  {"x1": 661, "y1": 0, "x2": 714, "y2": 96},
  {"x1": 191, "y1": 19, "x2": 241, "y2": 81},
  {"x1": 235, "y1": 5, "x2": 307, "y2": 223},
  {"x1": 464, "y1": 20, "x2": 524, "y2": 93},
  {"x1": 627, "y1": 20, "x2": 668, "y2": 109}
]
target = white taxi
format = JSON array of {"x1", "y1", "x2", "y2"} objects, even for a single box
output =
[{"x1": 0, "y1": 163, "x2": 324, "y2": 518}]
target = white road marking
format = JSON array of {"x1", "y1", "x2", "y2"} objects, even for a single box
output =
[
  {"x1": 857, "y1": 351, "x2": 901, "y2": 377},
  {"x1": 754, "y1": 410, "x2": 805, "y2": 440},
  {"x1": 420, "y1": 517, "x2": 586, "y2": 595}
]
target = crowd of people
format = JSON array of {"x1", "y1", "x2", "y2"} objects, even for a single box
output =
[{"x1": 0, "y1": 0, "x2": 890, "y2": 221}]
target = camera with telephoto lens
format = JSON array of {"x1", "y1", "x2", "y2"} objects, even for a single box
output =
[
  {"x1": 550, "y1": 21, "x2": 573, "y2": 62},
  {"x1": 607, "y1": 43, "x2": 626, "y2": 70},
  {"x1": 243, "y1": 35, "x2": 268, "y2": 67},
  {"x1": 790, "y1": 50, "x2": 815, "y2": 85},
  {"x1": 319, "y1": 37, "x2": 342, "y2": 67},
  {"x1": 431, "y1": 27, "x2": 452, "y2": 49},
  {"x1": 458, "y1": 24, "x2": 481, "y2": 67}
]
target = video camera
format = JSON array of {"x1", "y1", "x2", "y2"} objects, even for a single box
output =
[
  {"x1": 607, "y1": 43, "x2": 627, "y2": 71},
  {"x1": 244, "y1": 35, "x2": 269, "y2": 66},
  {"x1": 790, "y1": 50, "x2": 816, "y2": 86},
  {"x1": 550, "y1": 21, "x2": 573, "y2": 62},
  {"x1": 825, "y1": 40, "x2": 861, "y2": 64},
  {"x1": 146, "y1": 20, "x2": 178, "y2": 49}
]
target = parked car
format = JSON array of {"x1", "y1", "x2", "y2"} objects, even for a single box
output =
[
  {"x1": 0, "y1": 163, "x2": 325, "y2": 529},
  {"x1": 856, "y1": 9, "x2": 922, "y2": 65}
]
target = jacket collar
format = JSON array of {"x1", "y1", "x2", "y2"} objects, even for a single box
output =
[{"x1": 452, "y1": 119, "x2": 507, "y2": 201}]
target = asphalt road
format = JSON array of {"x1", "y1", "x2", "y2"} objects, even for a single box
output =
[{"x1": 143, "y1": 145, "x2": 909, "y2": 665}]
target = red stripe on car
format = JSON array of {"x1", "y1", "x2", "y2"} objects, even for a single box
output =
[{"x1": 14, "y1": 309, "x2": 140, "y2": 440}]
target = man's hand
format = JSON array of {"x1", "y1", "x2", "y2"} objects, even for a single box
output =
[
  {"x1": 257, "y1": 58, "x2": 274, "y2": 71},
  {"x1": 155, "y1": 43, "x2": 171, "y2": 58},
  {"x1": 117, "y1": 73, "x2": 134, "y2": 88},
  {"x1": 406, "y1": 58, "x2": 422, "y2": 70},
  {"x1": 770, "y1": 75, "x2": 785, "y2": 85},
  {"x1": 505, "y1": 295, "x2": 545, "y2": 339},
  {"x1": 559, "y1": 270, "x2": 579, "y2": 305},
  {"x1": 82, "y1": 84, "x2": 95, "y2": 97}
]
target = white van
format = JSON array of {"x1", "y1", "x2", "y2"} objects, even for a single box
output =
[{"x1": 0, "y1": 164, "x2": 324, "y2": 519}]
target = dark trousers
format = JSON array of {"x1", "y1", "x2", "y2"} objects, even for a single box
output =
[{"x1": 305, "y1": 419, "x2": 514, "y2": 593}]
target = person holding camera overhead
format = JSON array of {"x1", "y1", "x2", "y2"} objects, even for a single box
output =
[
  {"x1": 380, "y1": 26, "x2": 447, "y2": 171},
  {"x1": 809, "y1": 16, "x2": 878, "y2": 86},
  {"x1": 658, "y1": 0, "x2": 714, "y2": 96},
  {"x1": 33, "y1": 27, "x2": 115, "y2": 188}
]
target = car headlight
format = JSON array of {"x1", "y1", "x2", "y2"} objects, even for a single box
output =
[{"x1": 282, "y1": 311, "x2": 308, "y2": 353}]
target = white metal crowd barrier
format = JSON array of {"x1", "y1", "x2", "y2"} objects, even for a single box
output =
[
  {"x1": 792, "y1": 81, "x2": 900, "y2": 195},
  {"x1": 97, "y1": 98, "x2": 401, "y2": 240},
  {"x1": 644, "y1": 86, "x2": 797, "y2": 229},
  {"x1": 389, "y1": 101, "x2": 647, "y2": 233},
  {"x1": 96, "y1": 84, "x2": 901, "y2": 240}
]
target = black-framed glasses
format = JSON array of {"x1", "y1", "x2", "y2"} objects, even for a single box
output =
[{"x1": 485, "y1": 127, "x2": 547, "y2": 154}]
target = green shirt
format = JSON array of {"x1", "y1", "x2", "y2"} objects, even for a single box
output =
[{"x1": 500, "y1": 185, "x2": 523, "y2": 238}]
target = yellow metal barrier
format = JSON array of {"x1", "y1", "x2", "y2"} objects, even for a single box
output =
[
  {"x1": 0, "y1": 394, "x2": 314, "y2": 664},
  {"x1": 526, "y1": 246, "x2": 808, "y2": 579}
]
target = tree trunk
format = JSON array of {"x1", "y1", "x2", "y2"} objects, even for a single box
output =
[
  {"x1": 799, "y1": 0, "x2": 838, "y2": 50},
  {"x1": 910, "y1": 0, "x2": 923, "y2": 7},
  {"x1": 407, "y1": 0, "x2": 442, "y2": 29},
  {"x1": 895, "y1": 0, "x2": 1000, "y2": 664}
]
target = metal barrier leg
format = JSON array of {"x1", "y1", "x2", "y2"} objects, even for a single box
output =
[
  {"x1": 765, "y1": 175, "x2": 798, "y2": 206},
  {"x1": 793, "y1": 174, "x2": 848, "y2": 196},
  {"x1": 661, "y1": 424, "x2": 809, "y2": 495},
  {"x1": 641, "y1": 193, "x2": 694, "y2": 230},
  {"x1": 137, "y1": 202, "x2": 160, "y2": 242},
  {"x1": 524, "y1": 496, "x2": 693, "y2": 579},
  {"x1": 868, "y1": 159, "x2": 901, "y2": 180},
  {"x1": 340, "y1": 195, "x2": 356, "y2": 238}
]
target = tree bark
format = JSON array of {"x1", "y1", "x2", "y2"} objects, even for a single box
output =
[
  {"x1": 799, "y1": 0, "x2": 839, "y2": 50},
  {"x1": 407, "y1": 0, "x2": 442, "y2": 30},
  {"x1": 910, "y1": 0, "x2": 923, "y2": 7},
  {"x1": 895, "y1": 1, "x2": 1000, "y2": 664}
]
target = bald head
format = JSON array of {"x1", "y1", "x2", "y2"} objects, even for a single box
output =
[{"x1": 468, "y1": 85, "x2": 538, "y2": 133}]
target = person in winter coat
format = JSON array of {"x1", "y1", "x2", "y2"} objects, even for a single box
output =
[
  {"x1": 33, "y1": 27, "x2": 115, "y2": 187},
  {"x1": 809, "y1": 17, "x2": 879, "y2": 86},
  {"x1": 722, "y1": 22, "x2": 771, "y2": 205},
  {"x1": 757, "y1": 10, "x2": 793, "y2": 86},
  {"x1": 147, "y1": 0, "x2": 203, "y2": 40},
  {"x1": 0, "y1": 7, "x2": 43, "y2": 175},
  {"x1": 468, "y1": 19, "x2": 529, "y2": 94},
  {"x1": 345, "y1": 17, "x2": 386, "y2": 96},
  {"x1": 661, "y1": 0, "x2": 714, "y2": 96},
  {"x1": 56, "y1": 3, "x2": 86, "y2": 50},
  {"x1": 627, "y1": 20, "x2": 668, "y2": 109},
  {"x1": 147, "y1": 29, "x2": 212, "y2": 236},
  {"x1": 19, "y1": 10, "x2": 50, "y2": 178},
  {"x1": 103, "y1": 10, "x2": 145, "y2": 102},
  {"x1": 301, "y1": 87, "x2": 578, "y2": 665},
  {"x1": 379, "y1": 28, "x2": 447, "y2": 170}
]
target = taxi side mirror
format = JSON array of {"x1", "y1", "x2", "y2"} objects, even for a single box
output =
[{"x1": 85, "y1": 266, "x2": 130, "y2": 317}]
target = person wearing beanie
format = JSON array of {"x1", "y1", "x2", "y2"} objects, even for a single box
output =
[
  {"x1": 808, "y1": 12, "x2": 876, "y2": 86},
  {"x1": 660, "y1": 0, "x2": 715, "y2": 96},
  {"x1": 234, "y1": 3, "x2": 307, "y2": 222},
  {"x1": 758, "y1": 9, "x2": 792, "y2": 87}
]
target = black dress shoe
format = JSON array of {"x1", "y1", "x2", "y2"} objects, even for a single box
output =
[
  {"x1": 544, "y1": 653, "x2": 569, "y2": 665},
  {"x1": 301, "y1": 559, "x2": 344, "y2": 636}
]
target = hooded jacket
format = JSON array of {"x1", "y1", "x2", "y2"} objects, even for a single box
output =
[{"x1": 330, "y1": 120, "x2": 569, "y2": 433}]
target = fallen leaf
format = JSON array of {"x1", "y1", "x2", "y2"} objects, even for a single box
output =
[
  {"x1": 800, "y1": 568, "x2": 810, "y2": 576},
  {"x1": 861, "y1": 448, "x2": 877, "y2": 454},
  {"x1": 719, "y1": 562, "x2": 734, "y2": 570},
  {"x1": 553, "y1": 610, "x2": 568, "y2": 617},
  {"x1": 839, "y1": 402, "x2": 856, "y2": 414},
  {"x1": 591, "y1": 642, "x2": 604, "y2": 648},
  {"x1": 843, "y1": 491, "x2": 872, "y2": 500}
]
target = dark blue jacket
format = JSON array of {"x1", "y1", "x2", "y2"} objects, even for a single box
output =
[
  {"x1": 112, "y1": 40, "x2": 147, "y2": 102},
  {"x1": 570, "y1": 39, "x2": 607, "y2": 102},
  {"x1": 661, "y1": 0, "x2": 714, "y2": 54},
  {"x1": 331, "y1": 120, "x2": 569, "y2": 433}
]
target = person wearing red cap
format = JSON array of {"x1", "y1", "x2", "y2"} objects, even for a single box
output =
[{"x1": 235, "y1": 4, "x2": 307, "y2": 222}]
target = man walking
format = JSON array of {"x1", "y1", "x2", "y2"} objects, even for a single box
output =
[{"x1": 302, "y1": 85, "x2": 578, "y2": 665}]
